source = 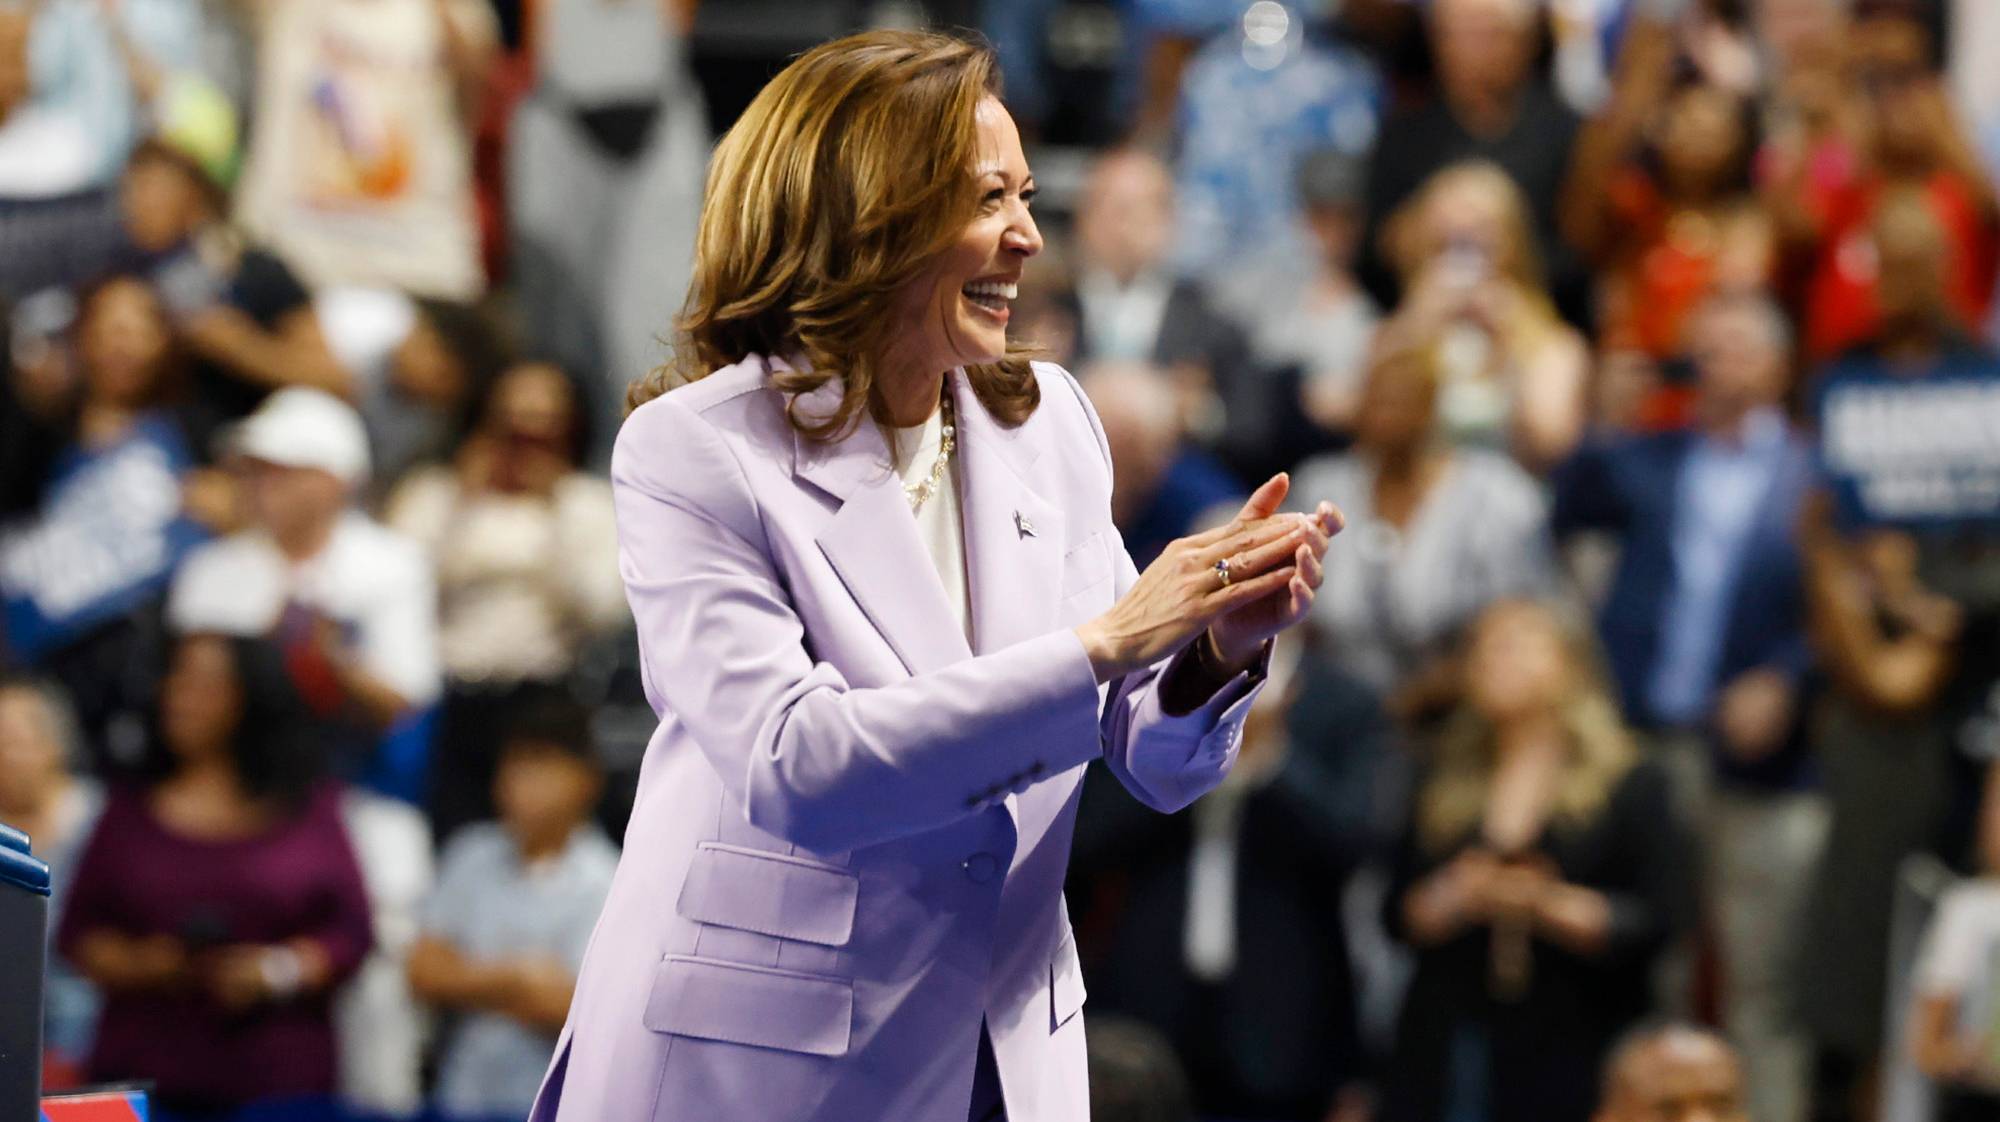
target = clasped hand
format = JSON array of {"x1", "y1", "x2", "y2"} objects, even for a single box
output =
[{"x1": 1076, "y1": 473, "x2": 1343, "y2": 683}]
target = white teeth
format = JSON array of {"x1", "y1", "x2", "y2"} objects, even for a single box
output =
[{"x1": 962, "y1": 281, "x2": 1018, "y2": 300}]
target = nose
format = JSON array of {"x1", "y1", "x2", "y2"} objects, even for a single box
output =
[{"x1": 1004, "y1": 206, "x2": 1043, "y2": 259}]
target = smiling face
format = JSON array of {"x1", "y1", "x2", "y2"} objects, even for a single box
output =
[{"x1": 883, "y1": 96, "x2": 1043, "y2": 380}]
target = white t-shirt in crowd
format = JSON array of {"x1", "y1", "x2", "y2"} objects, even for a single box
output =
[
  {"x1": 1919, "y1": 881, "x2": 2000, "y2": 1000},
  {"x1": 167, "y1": 510, "x2": 442, "y2": 707},
  {"x1": 232, "y1": 0, "x2": 495, "y2": 299}
]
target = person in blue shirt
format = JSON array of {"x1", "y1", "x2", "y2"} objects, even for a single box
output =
[
  {"x1": 1551, "y1": 290, "x2": 1822, "y2": 1122},
  {"x1": 0, "y1": 273, "x2": 208, "y2": 764}
]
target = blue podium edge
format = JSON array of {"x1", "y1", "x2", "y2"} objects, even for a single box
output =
[{"x1": 0, "y1": 818, "x2": 51, "y2": 896}]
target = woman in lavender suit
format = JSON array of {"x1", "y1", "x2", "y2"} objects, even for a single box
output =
[{"x1": 532, "y1": 30, "x2": 1344, "y2": 1122}]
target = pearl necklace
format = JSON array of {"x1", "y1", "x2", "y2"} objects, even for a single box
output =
[{"x1": 903, "y1": 392, "x2": 956, "y2": 512}]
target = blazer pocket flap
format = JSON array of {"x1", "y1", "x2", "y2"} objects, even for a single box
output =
[
  {"x1": 1062, "y1": 532, "x2": 1113, "y2": 598},
  {"x1": 1050, "y1": 930, "x2": 1087, "y2": 1030},
  {"x1": 643, "y1": 956, "x2": 853, "y2": 1057},
  {"x1": 678, "y1": 843, "x2": 860, "y2": 947}
]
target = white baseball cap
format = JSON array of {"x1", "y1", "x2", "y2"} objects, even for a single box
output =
[{"x1": 226, "y1": 387, "x2": 372, "y2": 486}]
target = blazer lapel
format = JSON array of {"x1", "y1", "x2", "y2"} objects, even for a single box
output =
[
  {"x1": 791, "y1": 368, "x2": 972, "y2": 677},
  {"x1": 951, "y1": 370, "x2": 1064, "y2": 657}
]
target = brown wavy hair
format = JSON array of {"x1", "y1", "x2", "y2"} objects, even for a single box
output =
[
  {"x1": 627, "y1": 30, "x2": 1040, "y2": 440},
  {"x1": 1416, "y1": 599, "x2": 1640, "y2": 856}
]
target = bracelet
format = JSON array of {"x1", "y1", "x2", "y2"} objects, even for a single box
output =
[{"x1": 259, "y1": 945, "x2": 307, "y2": 999}]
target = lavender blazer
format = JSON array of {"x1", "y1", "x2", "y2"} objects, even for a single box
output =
[{"x1": 531, "y1": 356, "x2": 1263, "y2": 1122}]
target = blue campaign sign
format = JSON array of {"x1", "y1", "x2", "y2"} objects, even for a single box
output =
[
  {"x1": 1814, "y1": 344, "x2": 2000, "y2": 531},
  {"x1": 1, "y1": 415, "x2": 208, "y2": 660}
]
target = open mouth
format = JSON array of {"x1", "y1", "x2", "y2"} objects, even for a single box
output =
[{"x1": 961, "y1": 279, "x2": 1018, "y2": 315}]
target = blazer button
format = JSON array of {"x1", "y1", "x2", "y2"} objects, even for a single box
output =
[{"x1": 962, "y1": 852, "x2": 1002, "y2": 884}]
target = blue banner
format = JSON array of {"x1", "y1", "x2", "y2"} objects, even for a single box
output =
[{"x1": 1, "y1": 415, "x2": 208, "y2": 660}]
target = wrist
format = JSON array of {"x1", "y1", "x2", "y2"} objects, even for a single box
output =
[{"x1": 1205, "y1": 628, "x2": 1266, "y2": 675}]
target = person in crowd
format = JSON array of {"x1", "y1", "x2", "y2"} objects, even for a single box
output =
[
  {"x1": 1796, "y1": 194, "x2": 2000, "y2": 1122},
  {"x1": 231, "y1": 0, "x2": 499, "y2": 301},
  {"x1": 0, "y1": 676, "x2": 103, "y2": 1085},
  {"x1": 118, "y1": 136, "x2": 347, "y2": 438},
  {"x1": 1562, "y1": 13, "x2": 1772, "y2": 375},
  {"x1": 0, "y1": 0, "x2": 206, "y2": 199},
  {"x1": 1595, "y1": 1023, "x2": 1751, "y2": 1122},
  {"x1": 167, "y1": 387, "x2": 440, "y2": 784},
  {"x1": 1289, "y1": 340, "x2": 1555, "y2": 720},
  {"x1": 407, "y1": 689, "x2": 616, "y2": 1122},
  {"x1": 1084, "y1": 1015, "x2": 1198, "y2": 1122},
  {"x1": 55, "y1": 632, "x2": 374, "y2": 1120},
  {"x1": 506, "y1": 0, "x2": 707, "y2": 460},
  {"x1": 312, "y1": 288, "x2": 509, "y2": 501},
  {"x1": 1220, "y1": 147, "x2": 1382, "y2": 441},
  {"x1": 1060, "y1": 148, "x2": 1252, "y2": 461},
  {"x1": 0, "y1": 2, "x2": 95, "y2": 200},
  {"x1": 1069, "y1": 633, "x2": 1386, "y2": 1121},
  {"x1": 1079, "y1": 360, "x2": 1243, "y2": 571},
  {"x1": 1764, "y1": 1, "x2": 1997, "y2": 364},
  {"x1": 385, "y1": 359, "x2": 624, "y2": 844},
  {"x1": 1166, "y1": 0, "x2": 1383, "y2": 281},
  {"x1": 0, "y1": 274, "x2": 209, "y2": 763},
  {"x1": 1382, "y1": 599, "x2": 1694, "y2": 1122},
  {"x1": 1909, "y1": 761, "x2": 2000, "y2": 1122},
  {"x1": 333, "y1": 777, "x2": 435, "y2": 1118},
  {"x1": 1377, "y1": 161, "x2": 1590, "y2": 471},
  {"x1": 1553, "y1": 291, "x2": 1822, "y2": 1122},
  {"x1": 1361, "y1": 0, "x2": 1582, "y2": 314}
]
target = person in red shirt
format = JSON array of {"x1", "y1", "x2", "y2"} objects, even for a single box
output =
[{"x1": 1764, "y1": 3, "x2": 1998, "y2": 364}]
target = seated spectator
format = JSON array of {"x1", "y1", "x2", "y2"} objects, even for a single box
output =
[
  {"x1": 231, "y1": 0, "x2": 499, "y2": 301},
  {"x1": 56, "y1": 632, "x2": 373, "y2": 1118},
  {"x1": 406, "y1": 691, "x2": 616, "y2": 1122},
  {"x1": 1361, "y1": 0, "x2": 1582, "y2": 315},
  {"x1": 0, "y1": 676, "x2": 103, "y2": 1084},
  {"x1": 1764, "y1": 3, "x2": 1997, "y2": 363},
  {"x1": 167, "y1": 387, "x2": 441, "y2": 778},
  {"x1": 1909, "y1": 759, "x2": 2000, "y2": 1122},
  {"x1": 1059, "y1": 149, "x2": 1252, "y2": 458},
  {"x1": 0, "y1": 275, "x2": 209, "y2": 760},
  {"x1": 386, "y1": 360, "x2": 623, "y2": 844},
  {"x1": 314, "y1": 288, "x2": 508, "y2": 500},
  {"x1": 1563, "y1": 13, "x2": 1772, "y2": 371},
  {"x1": 1382, "y1": 599, "x2": 1693, "y2": 1122},
  {"x1": 1378, "y1": 162, "x2": 1590, "y2": 470},
  {"x1": 1078, "y1": 360, "x2": 1242, "y2": 571},
  {"x1": 1594, "y1": 1022, "x2": 1751, "y2": 1122},
  {"x1": 1289, "y1": 342, "x2": 1555, "y2": 718},
  {"x1": 118, "y1": 136, "x2": 347, "y2": 440},
  {"x1": 1553, "y1": 292, "x2": 1822, "y2": 1122},
  {"x1": 1069, "y1": 635, "x2": 1385, "y2": 1121}
]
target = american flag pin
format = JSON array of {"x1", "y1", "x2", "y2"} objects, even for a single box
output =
[{"x1": 1015, "y1": 511, "x2": 1035, "y2": 538}]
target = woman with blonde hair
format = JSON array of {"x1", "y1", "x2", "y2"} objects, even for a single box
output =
[
  {"x1": 1379, "y1": 161, "x2": 1591, "y2": 471},
  {"x1": 1381, "y1": 599, "x2": 1693, "y2": 1122},
  {"x1": 530, "y1": 30, "x2": 1344, "y2": 1122}
]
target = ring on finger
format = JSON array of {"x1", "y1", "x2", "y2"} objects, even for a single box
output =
[{"x1": 1213, "y1": 557, "x2": 1232, "y2": 589}]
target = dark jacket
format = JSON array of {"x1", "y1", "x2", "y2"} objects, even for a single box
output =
[{"x1": 1551, "y1": 424, "x2": 1817, "y2": 787}]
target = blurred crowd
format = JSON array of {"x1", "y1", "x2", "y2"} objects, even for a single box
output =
[{"x1": 4, "y1": 1, "x2": 2000, "y2": 1122}]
